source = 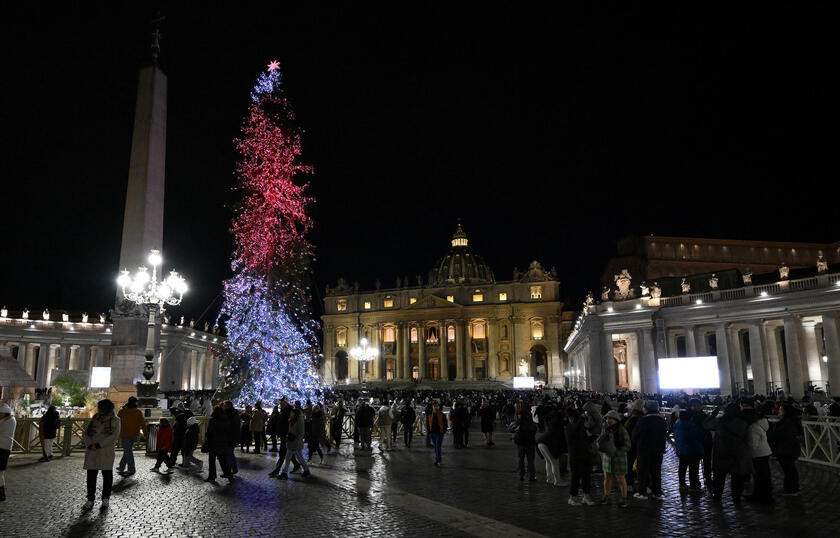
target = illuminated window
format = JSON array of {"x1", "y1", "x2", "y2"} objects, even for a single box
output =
[
  {"x1": 530, "y1": 286, "x2": 543, "y2": 299},
  {"x1": 447, "y1": 325, "x2": 456, "y2": 342},
  {"x1": 383, "y1": 326, "x2": 396, "y2": 342},
  {"x1": 426, "y1": 325, "x2": 439, "y2": 343},
  {"x1": 384, "y1": 299, "x2": 394, "y2": 308},
  {"x1": 531, "y1": 319, "x2": 544, "y2": 340},
  {"x1": 472, "y1": 320, "x2": 486, "y2": 339},
  {"x1": 410, "y1": 327, "x2": 418, "y2": 343},
  {"x1": 412, "y1": 365, "x2": 419, "y2": 380},
  {"x1": 363, "y1": 301, "x2": 371, "y2": 310},
  {"x1": 336, "y1": 327, "x2": 347, "y2": 347},
  {"x1": 472, "y1": 293, "x2": 484, "y2": 303},
  {"x1": 409, "y1": 297, "x2": 417, "y2": 304},
  {"x1": 336, "y1": 299, "x2": 347, "y2": 311},
  {"x1": 498, "y1": 292, "x2": 507, "y2": 301},
  {"x1": 446, "y1": 295, "x2": 454, "y2": 303}
]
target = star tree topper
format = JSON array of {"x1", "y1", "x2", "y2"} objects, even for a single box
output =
[{"x1": 267, "y1": 60, "x2": 280, "y2": 72}]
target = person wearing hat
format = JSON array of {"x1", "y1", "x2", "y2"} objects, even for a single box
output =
[
  {"x1": 599, "y1": 410, "x2": 630, "y2": 506},
  {"x1": 0, "y1": 403, "x2": 16, "y2": 502},
  {"x1": 116, "y1": 396, "x2": 147, "y2": 477},
  {"x1": 631, "y1": 400, "x2": 667, "y2": 500},
  {"x1": 183, "y1": 415, "x2": 203, "y2": 470}
]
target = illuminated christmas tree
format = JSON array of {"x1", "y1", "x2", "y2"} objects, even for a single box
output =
[{"x1": 212, "y1": 60, "x2": 321, "y2": 405}]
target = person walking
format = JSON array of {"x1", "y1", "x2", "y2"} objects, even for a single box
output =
[
  {"x1": 451, "y1": 400, "x2": 466, "y2": 449},
  {"x1": 250, "y1": 402, "x2": 268, "y2": 454},
  {"x1": 151, "y1": 418, "x2": 174, "y2": 473},
  {"x1": 205, "y1": 407, "x2": 232, "y2": 483},
  {"x1": 116, "y1": 396, "x2": 147, "y2": 477},
  {"x1": 428, "y1": 401, "x2": 448, "y2": 466},
  {"x1": 274, "y1": 408, "x2": 311, "y2": 479},
  {"x1": 390, "y1": 401, "x2": 400, "y2": 446},
  {"x1": 377, "y1": 402, "x2": 394, "y2": 452},
  {"x1": 743, "y1": 399, "x2": 774, "y2": 504},
  {"x1": 399, "y1": 400, "x2": 416, "y2": 448},
  {"x1": 704, "y1": 403, "x2": 753, "y2": 504},
  {"x1": 512, "y1": 406, "x2": 537, "y2": 481},
  {"x1": 82, "y1": 399, "x2": 121, "y2": 510},
  {"x1": 565, "y1": 407, "x2": 595, "y2": 506},
  {"x1": 223, "y1": 401, "x2": 240, "y2": 475},
  {"x1": 269, "y1": 398, "x2": 301, "y2": 475},
  {"x1": 308, "y1": 403, "x2": 327, "y2": 463},
  {"x1": 631, "y1": 400, "x2": 667, "y2": 501},
  {"x1": 623, "y1": 400, "x2": 644, "y2": 493},
  {"x1": 537, "y1": 410, "x2": 565, "y2": 485},
  {"x1": 673, "y1": 408, "x2": 704, "y2": 492},
  {"x1": 330, "y1": 400, "x2": 347, "y2": 450},
  {"x1": 479, "y1": 399, "x2": 496, "y2": 447},
  {"x1": 689, "y1": 398, "x2": 713, "y2": 491},
  {"x1": 38, "y1": 405, "x2": 61, "y2": 462},
  {"x1": 0, "y1": 403, "x2": 16, "y2": 503},
  {"x1": 599, "y1": 410, "x2": 630, "y2": 507},
  {"x1": 355, "y1": 400, "x2": 375, "y2": 450},
  {"x1": 239, "y1": 405, "x2": 253, "y2": 453},
  {"x1": 767, "y1": 403, "x2": 803, "y2": 496},
  {"x1": 267, "y1": 405, "x2": 281, "y2": 452},
  {"x1": 183, "y1": 416, "x2": 203, "y2": 470}
]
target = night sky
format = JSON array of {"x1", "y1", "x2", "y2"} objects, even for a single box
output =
[{"x1": 1, "y1": 3, "x2": 835, "y2": 329}]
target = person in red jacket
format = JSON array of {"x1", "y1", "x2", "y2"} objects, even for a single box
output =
[{"x1": 151, "y1": 418, "x2": 174, "y2": 474}]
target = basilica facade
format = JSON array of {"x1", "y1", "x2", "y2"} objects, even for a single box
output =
[{"x1": 321, "y1": 224, "x2": 574, "y2": 387}]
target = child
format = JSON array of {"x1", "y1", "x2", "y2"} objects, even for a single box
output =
[{"x1": 151, "y1": 418, "x2": 174, "y2": 474}]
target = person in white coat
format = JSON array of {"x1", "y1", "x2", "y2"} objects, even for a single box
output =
[
  {"x1": 743, "y1": 399, "x2": 774, "y2": 504},
  {"x1": 0, "y1": 403, "x2": 17, "y2": 503},
  {"x1": 82, "y1": 399, "x2": 121, "y2": 510},
  {"x1": 377, "y1": 403, "x2": 394, "y2": 452}
]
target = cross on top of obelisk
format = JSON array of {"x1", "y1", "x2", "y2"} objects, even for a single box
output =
[{"x1": 151, "y1": 13, "x2": 165, "y2": 62}]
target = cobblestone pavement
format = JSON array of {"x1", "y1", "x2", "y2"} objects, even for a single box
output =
[{"x1": 2, "y1": 428, "x2": 839, "y2": 538}]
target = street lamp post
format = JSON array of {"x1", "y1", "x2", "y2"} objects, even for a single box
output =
[
  {"x1": 117, "y1": 249, "x2": 188, "y2": 407},
  {"x1": 350, "y1": 337, "x2": 378, "y2": 393}
]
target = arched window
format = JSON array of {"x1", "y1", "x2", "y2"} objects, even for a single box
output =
[
  {"x1": 531, "y1": 319, "x2": 544, "y2": 340},
  {"x1": 410, "y1": 327, "x2": 418, "y2": 343},
  {"x1": 336, "y1": 327, "x2": 347, "y2": 347},
  {"x1": 472, "y1": 320, "x2": 486, "y2": 339},
  {"x1": 427, "y1": 325, "x2": 439, "y2": 343},
  {"x1": 383, "y1": 325, "x2": 396, "y2": 343},
  {"x1": 447, "y1": 325, "x2": 456, "y2": 342},
  {"x1": 501, "y1": 324, "x2": 509, "y2": 339}
]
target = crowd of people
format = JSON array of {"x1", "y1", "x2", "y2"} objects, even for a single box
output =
[{"x1": 0, "y1": 387, "x2": 836, "y2": 511}]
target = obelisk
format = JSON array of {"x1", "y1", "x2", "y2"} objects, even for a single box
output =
[{"x1": 109, "y1": 20, "x2": 167, "y2": 403}]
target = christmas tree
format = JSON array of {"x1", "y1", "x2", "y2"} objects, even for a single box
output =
[{"x1": 212, "y1": 60, "x2": 321, "y2": 405}]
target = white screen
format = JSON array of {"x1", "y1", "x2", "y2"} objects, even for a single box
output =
[
  {"x1": 657, "y1": 357, "x2": 720, "y2": 389},
  {"x1": 89, "y1": 367, "x2": 112, "y2": 388},
  {"x1": 513, "y1": 376, "x2": 535, "y2": 389}
]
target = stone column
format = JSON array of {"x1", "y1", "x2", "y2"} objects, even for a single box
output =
[
  {"x1": 696, "y1": 329, "x2": 709, "y2": 356},
  {"x1": 821, "y1": 312, "x2": 840, "y2": 396},
  {"x1": 487, "y1": 320, "x2": 497, "y2": 379},
  {"x1": 685, "y1": 326, "x2": 698, "y2": 357},
  {"x1": 465, "y1": 322, "x2": 474, "y2": 380},
  {"x1": 800, "y1": 321, "x2": 823, "y2": 388},
  {"x1": 36, "y1": 343, "x2": 50, "y2": 388},
  {"x1": 637, "y1": 328, "x2": 658, "y2": 394},
  {"x1": 418, "y1": 323, "x2": 427, "y2": 380},
  {"x1": 17, "y1": 343, "x2": 27, "y2": 368},
  {"x1": 587, "y1": 327, "x2": 604, "y2": 391},
  {"x1": 763, "y1": 323, "x2": 783, "y2": 390},
  {"x1": 747, "y1": 322, "x2": 768, "y2": 395},
  {"x1": 77, "y1": 345, "x2": 91, "y2": 371},
  {"x1": 440, "y1": 321, "x2": 449, "y2": 379},
  {"x1": 456, "y1": 321, "x2": 465, "y2": 380},
  {"x1": 394, "y1": 322, "x2": 404, "y2": 380},
  {"x1": 715, "y1": 324, "x2": 733, "y2": 396},
  {"x1": 783, "y1": 316, "x2": 806, "y2": 398},
  {"x1": 59, "y1": 344, "x2": 71, "y2": 370},
  {"x1": 729, "y1": 328, "x2": 746, "y2": 392},
  {"x1": 603, "y1": 332, "x2": 616, "y2": 392},
  {"x1": 402, "y1": 323, "x2": 411, "y2": 380}
]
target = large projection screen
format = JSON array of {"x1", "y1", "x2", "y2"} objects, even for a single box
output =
[{"x1": 658, "y1": 356, "x2": 720, "y2": 390}]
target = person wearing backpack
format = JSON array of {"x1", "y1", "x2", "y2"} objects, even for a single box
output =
[
  {"x1": 598, "y1": 410, "x2": 630, "y2": 506},
  {"x1": 511, "y1": 405, "x2": 537, "y2": 481}
]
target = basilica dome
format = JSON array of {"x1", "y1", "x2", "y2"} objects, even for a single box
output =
[{"x1": 429, "y1": 223, "x2": 495, "y2": 286}]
